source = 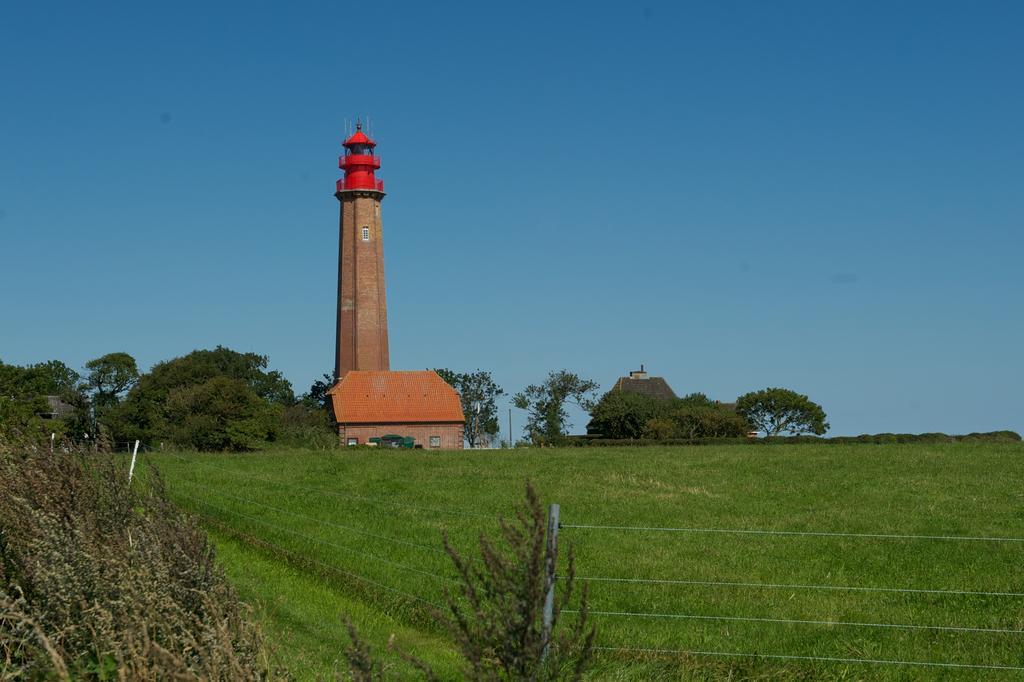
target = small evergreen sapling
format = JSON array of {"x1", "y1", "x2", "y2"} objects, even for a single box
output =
[
  {"x1": 440, "y1": 481, "x2": 594, "y2": 681},
  {"x1": 343, "y1": 482, "x2": 594, "y2": 680}
]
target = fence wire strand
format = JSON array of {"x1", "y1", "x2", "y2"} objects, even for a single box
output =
[
  {"x1": 570, "y1": 609, "x2": 1024, "y2": 635},
  {"x1": 593, "y1": 646, "x2": 1024, "y2": 671},
  {"x1": 569, "y1": 575, "x2": 1024, "y2": 598},
  {"x1": 560, "y1": 522, "x2": 1024, "y2": 543}
]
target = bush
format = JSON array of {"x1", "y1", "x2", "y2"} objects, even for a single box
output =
[
  {"x1": 588, "y1": 392, "x2": 670, "y2": 439},
  {"x1": 642, "y1": 418, "x2": 677, "y2": 440},
  {"x1": 344, "y1": 482, "x2": 594, "y2": 680},
  {"x1": 736, "y1": 387, "x2": 829, "y2": 436},
  {"x1": 0, "y1": 447, "x2": 273, "y2": 678},
  {"x1": 671, "y1": 406, "x2": 750, "y2": 439},
  {"x1": 103, "y1": 346, "x2": 294, "y2": 447},
  {"x1": 274, "y1": 402, "x2": 338, "y2": 449},
  {"x1": 439, "y1": 482, "x2": 593, "y2": 680},
  {"x1": 557, "y1": 431, "x2": 1021, "y2": 447},
  {"x1": 588, "y1": 391, "x2": 747, "y2": 440},
  {"x1": 961, "y1": 430, "x2": 1022, "y2": 442},
  {"x1": 560, "y1": 437, "x2": 752, "y2": 448},
  {"x1": 0, "y1": 397, "x2": 52, "y2": 451},
  {"x1": 165, "y1": 376, "x2": 277, "y2": 451}
]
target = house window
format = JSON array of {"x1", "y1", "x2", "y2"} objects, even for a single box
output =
[
  {"x1": 429, "y1": 436, "x2": 441, "y2": 448},
  {"x1": 347, "y1": 438, "x2": 359, "y2": 446},
  {"x1": 361, "y1": 226, "x2": 370, "y2": 241}
]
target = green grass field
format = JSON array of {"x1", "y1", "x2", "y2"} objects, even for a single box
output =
[{"x1": 150, "y1": 443, "x2": 1024, "y2": 680}]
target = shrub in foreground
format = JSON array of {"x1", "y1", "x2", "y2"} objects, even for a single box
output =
[
  {"x1": 0, "y1": 448, "x2": 273, "y2": 679},
  {"x1": 345, "y1": 482, "x2": 594, "y2": 680},
  {"x1": 439, "y1": 482, "x2": 593, "y2": 680}
]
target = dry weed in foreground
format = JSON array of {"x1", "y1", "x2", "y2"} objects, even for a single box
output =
[{"x1": 0, "y1": 448, "x2": 278, "y2": 680}]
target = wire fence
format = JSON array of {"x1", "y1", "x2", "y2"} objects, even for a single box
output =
[
  {"x1": 565, "y1": 608, "x2": 1024, "y2": 635},
  {"x1": 153, "y1": 456, "x2": 1024, "y2": 674},
  {"x1": 569, "y1": 574, "x2": 1024, "y2": 598},
  {"x1": 591, "y1": 646, "x2": 1024, "y2": 672},
  {"x1": 556, "y1": 513, "x2": 1024, "y2": 672},
  {"x1": 560, "y1": 521, "x2": 1024, "y2": 543}
]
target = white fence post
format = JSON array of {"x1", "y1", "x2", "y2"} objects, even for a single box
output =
[{"x1": 128, "y1": 440, "x2": 140, "y2": 484}]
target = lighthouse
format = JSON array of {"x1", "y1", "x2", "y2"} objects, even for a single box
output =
[
  {"x1": 327, "y1": 123, "x2": 467, "y2": 449},
  {"x1": 334, "y1": 122, "x2": 389, "y2": 380}
]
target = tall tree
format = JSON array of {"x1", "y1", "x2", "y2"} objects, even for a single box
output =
[
  {"x1": 103, "y1": 346, "x2": 294, "y2": 446},
  {"x1": 300, "y1": 373, "x2": 334, "y2": 410},
  {"x1": 83, "y1": 352, "x2": 139, "y2": 410},
  {"x1": 587, "y1": 391, "x2": 669, "y2": 439},
  {"x1": 513, "y1": 370, "x2": 599, "y2": 444},
  {"x1": 736, "y1": 387, "x2": 829, "y2": 436},
  {"x1": 0, "y1": 359, "x2": 80, "y2": 397},
  {"x1": 434, "y1": 369, "x2": 505, "y2": 448},
  {"x1": 165, "y1": 376, "x2": 276, "y2": 451},
  {"x1": 0, "y1": 359, "x2": 89, "y2": 442}
]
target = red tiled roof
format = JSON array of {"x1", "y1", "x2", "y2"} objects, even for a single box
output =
[{"x1": 328, "y1": 371, "x2": 465, "y2": 424}]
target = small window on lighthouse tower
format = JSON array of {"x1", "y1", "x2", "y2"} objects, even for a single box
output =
[{"x1": 361, "y1": 226, "x2": 370, "y2": 241}]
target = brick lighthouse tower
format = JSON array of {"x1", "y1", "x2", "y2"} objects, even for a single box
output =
[
  {"x1": 333, "y1": 122, "x2": 389, "y2": 380},
  {"x1": 327, "y1": 124, "x2": 465, "y2": 449}
]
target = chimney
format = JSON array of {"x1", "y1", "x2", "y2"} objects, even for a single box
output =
[{"x1": 629, "y1": 364, "x2": 648, "y2": 380}]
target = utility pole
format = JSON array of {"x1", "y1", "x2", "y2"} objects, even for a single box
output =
[{"x1": 472, "y1": 401, "x2": 481, "y2": 449}]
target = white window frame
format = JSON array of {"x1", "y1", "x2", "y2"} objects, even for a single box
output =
[
  {"x1": 361, "y1": 226, "x2": 370, "y2": 241},
  {"x1": 429, "y1": 436, "x2": 441, "y2": 448}
]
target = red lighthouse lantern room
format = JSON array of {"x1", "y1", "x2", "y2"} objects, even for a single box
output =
[{"x1": 336, "y1": 122, "x2": 384, "y2": 193}]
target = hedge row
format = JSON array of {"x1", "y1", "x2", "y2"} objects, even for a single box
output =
[{"x1": 555, "y1": 431, "x2": 1021, "y2": 448}]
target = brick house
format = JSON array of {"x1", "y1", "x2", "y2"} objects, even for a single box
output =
[{"x1": 327, "y1": 370, "x2": 465, "y2": 449}]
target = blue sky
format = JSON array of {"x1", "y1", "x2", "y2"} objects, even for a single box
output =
[{"x1": 2, "y1": 1, "x2": 1021, "y2": 437}]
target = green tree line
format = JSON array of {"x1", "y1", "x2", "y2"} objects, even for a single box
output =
[
  {"x1": 1, "y1": 347, "x2": 334, "y2": 452},
  {"x1": 2, "y1": 349, "x2": 829, "y2": 452}
]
